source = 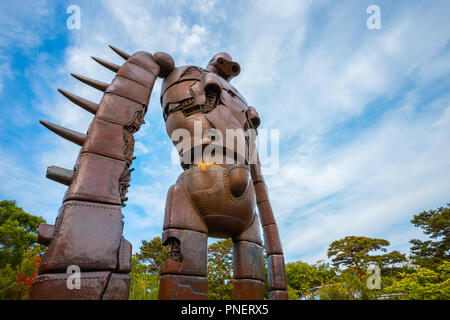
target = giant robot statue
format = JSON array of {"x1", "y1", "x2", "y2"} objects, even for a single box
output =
[{"x1": 29, "y1": 46, "x2": 288, "y2": 300}]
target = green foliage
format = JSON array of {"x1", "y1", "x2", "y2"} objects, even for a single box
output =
[
  {"x1": 287, "y1": 285, "x2": 298, "y2": 300},
  {"x1": 0, "y1": 201, "x2": 44, "y2": 300},
  {"x1": 0, "y1": 264, "x2": 20, "y2": 300},
  {"x1": 383, "y1": 261, "x2": 450, "y2": 300},
  {"x1": 314, "y1": 272, "x2": 379, "y2": 300},
  {"x1": 207, "y1": 239, "x2": 233, "y2": 300},
  {"x1": 135, "y1": 237, "x2": 168, "y2": 274},
  {"x1": 285, "y1": 260, "x2": 337, "y2": 299},
  {"x1": 131, "y1": 254, "x2": 147, "y2": 274},
  {"x1": 327, "y1": 236, "x2": 406, "y2": 276},
  {"x1": 130, "y1": 237, "x2": 236, "y2": 300},
  {"x1": 129, "y1": 272, "x2": 159, "y2": 300},
  {"x1": 373, "y1": 250, "x2": 409, "y2": 275},
  {"x1": 0, "y1": 246, "x2": 41, "y2": 300},
  {"x1": 409, "y1": 204, "x2": 450, "y2": 271},
  {"x1": 0, "y1": 200, "x2": 45, "y2": 268},
  {"x1": 127, "y1": 254, "x2": 160, "y2": 300},
  {"x1": 263, "y1": 263, "x2": 269, "y2": 299}
]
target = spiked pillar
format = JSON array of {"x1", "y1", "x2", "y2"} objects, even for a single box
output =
[
  {"x1": 39, "y1": 120, "x2": 86, "y2": 146},
  {"x1": 57, "y1": 89, "x2": 99, "y2": 114},
  {"x1": 30, "y1": 46, "x2": 161, "y2": 300}
]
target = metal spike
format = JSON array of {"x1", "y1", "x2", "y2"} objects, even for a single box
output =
[
  {"x1": 109, "y1": 45, "x2": 131, "y2": 60},
  {"x1": 39, "y1": 120, "x2": 86, "y2": 146},
  {"x1": 46, "y1": 166, "x2": 74, "y2": 186},
  {"x1": 71, "y1": 73, "x2": 109, "y2": 92},
  {"x1": 58, "y1": 88, "x2": 99, "y2": 114},
  {"x1": 91, "y1": 56, "x2": 120, "y2": 73}
]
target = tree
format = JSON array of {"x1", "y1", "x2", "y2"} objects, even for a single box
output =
[
  {"x1": 316, "y1": 272, "x2": 380, "y2": 300},
  {"x1": 384, "y1": 261, "x2": 450, "y2": 300},
  {"x1": 0, "y1": 246, "x2": 41, "y2": 300},
  {"x1": 327, "y1": 236, "x2": 406, "y2": 277},
  {"x1": 0, "y1": 200, "x2": 45, "y2": 268},
  {"x1": 135, "y1": 237, "x2": 168, "y2": 274},
  {"x1": 409, "y1": 204, "x2": 450, "y2": 270},
  {"x1": 129, "y1": 255, "x2": 159, "y2": 300},
  {"x1": 285, "y1": 260, "x2": 337, "y2": 299},
  {"x1": 371, "y1": 250, "x2": 408, "y2": 276},
  {"x1": 132, "y1": 237, "x2": 236, "y2": 300},
  {"x1": 207, "y1": 238, "x2": 233, "y2": 300}
]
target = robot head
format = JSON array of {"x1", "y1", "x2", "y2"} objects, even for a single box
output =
[{"x1": 206, "y1": 52, "x2": 240, "y2": 81}]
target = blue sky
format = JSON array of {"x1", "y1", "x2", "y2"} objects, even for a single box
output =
[{"x1": 1, "y1": 0, "x2": 449, "y2": 264}]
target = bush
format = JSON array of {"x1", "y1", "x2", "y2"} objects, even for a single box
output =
[
  {"x1": 0, "y1": 247, "x2": 41, "y2": 300},
  {"x1": 286, "y1": 260, "x2": 337, "y2": 299},
  {"x1": 383, "y1": 261, "x2": 450, "y2": 300},
  {"x1": 129, "y1": 272, "x2": 159, "y2": 300},
  {"x1": 315, "y1": 272, "x2": 379, "y2": 300}
]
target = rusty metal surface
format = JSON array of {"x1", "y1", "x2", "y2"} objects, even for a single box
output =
[
  {"x1": 269, "y1": 290, "x2": 289, "y2": 300},
  {"x1": 267, "y1": 254, "x2": 287, "y2": 290},
  {"x1": 81, "y1": 118, "x2": 127, "y2": 161},
  {"x1": 177, "y1": 165, "x2": 256, "y2": 237},
  {"x1": 263, "y1": 223, "x2": 284, "y2": 256},
  {"x1": 32, "y1": 48, "x2": 288, "y2": 300},
  {"x1": 29, "y1": 271, "x2": 111, "y2": 300},
  {"x1": 38, "y1": 200, "x2": 123, "y2": 273},
  {"x1": 96, "y1": 93, "x2": 146, "y2": 128},
  {"x1": 251, "y1": 155, "x2": 288, "y2": 298},
  {"x1": 160, "y1": 229, "x2": 208, "y2": 277},
  {"x1": 64, "y1": 152, "x2": 125, "y2": 205},
  {"x1": 256, "y1": 200, "x2": 277, "y2": 226},
  {"x1": 116, "y1": 238, "x2": 132, "y2": 273},
  {"x1": 233, "y1": 279, "x2": 265, "y2": 300},
  {"x1": 39, "y1": 120, "x2": 86, "y2": 146},
  {"x1": 37, "y1": 223, "x2": 55, "y2": 246},
  {"x1": 163, "y1": 183, "x2": 208, "y2": 233},
  {"x1": 232, "y1": 240, "x2": 265, "y2": 281},
  {"x1": 30, "y1": 48, "x2": 154, "y2": 300},
  {"x1": 232, "y1": 214, "x2": 263, "y2": 245},
  {"x1": 102, "y1": 273, "x2": 131, "y2": 300},
  {"x1": 159, "y1": 274, "x2": 208, "y2": 300},
  {"x1": 46, "y1": 166, "x2": 74, "y2": 186}
]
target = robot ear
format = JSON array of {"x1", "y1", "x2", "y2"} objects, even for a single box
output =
[{"x1": 216, "y1": 56, "x2": 240, "y2": 77}]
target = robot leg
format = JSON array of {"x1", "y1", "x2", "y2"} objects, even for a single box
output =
[
  {"x1": 158, "y1": 184, "x2": 209, "y2": 300},
  {"x1": 232, "y1": 214, "x2": 265, "y2": 300}
]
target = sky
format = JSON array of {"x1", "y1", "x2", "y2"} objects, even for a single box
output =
[{"x1": 0, "y1": 0, "x2": 449, "y2": 264}]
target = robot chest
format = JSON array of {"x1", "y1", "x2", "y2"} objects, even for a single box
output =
[{"x1": 161, "y1": 70, "x2": 248, "y2": 122}]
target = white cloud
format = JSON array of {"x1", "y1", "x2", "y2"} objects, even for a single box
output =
[
  {"x1": 0, "y1": 146, "x2": 67, "y2": 222},
  {"x1": 194, "y1": 0, "x2": 218, "y2": 14},
  {"x1": 134, "y1": 141, "x2": 150, "y2": 156},
  {"x1": 272, "y1": 95, "x2": 450, "y2": 262},
  {"x1": 2, "y1": 0, "x2": 449, "y2": 263}
]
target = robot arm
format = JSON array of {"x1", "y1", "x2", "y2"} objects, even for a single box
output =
[
  {"x1": 247, "y1": 107, "x2": 288, "y2": 300},
  {"x1": 30, "y1": 46, "x2": 167, "y2": 300}
]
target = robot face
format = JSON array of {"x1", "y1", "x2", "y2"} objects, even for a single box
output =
[{"x1": 206, "y1": 52, "x2": 240, "y2": 81}]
